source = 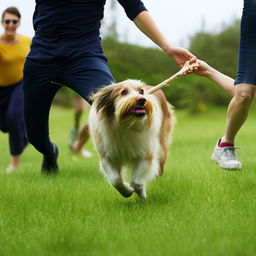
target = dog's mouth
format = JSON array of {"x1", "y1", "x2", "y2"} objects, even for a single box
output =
[{"x1": 129, "y1": 107, "x2": 146, "y2": 117}]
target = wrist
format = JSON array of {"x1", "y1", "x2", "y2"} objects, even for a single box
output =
[{"x1": 161, "y1": 42, "x2": 173, "y2": 54}]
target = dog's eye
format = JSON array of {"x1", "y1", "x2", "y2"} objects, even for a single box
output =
[
  {"x1": 139, "y1": 88, "x2": 144, "y2": 95},
  {"x1": 121, "y1": 89, "x2": 128, "y2": 96}
]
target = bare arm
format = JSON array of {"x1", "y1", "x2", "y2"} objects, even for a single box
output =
[
  {"x1": 133, "y1": 11, "x2": 196, "y2": 68},
  {"x1": 195, "y1": 60, "x2": 235, "y2": 97}
]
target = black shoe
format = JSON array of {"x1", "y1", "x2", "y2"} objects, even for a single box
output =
[{"x1": 41, "y1": 144, "x2": 59, "y2": 173}]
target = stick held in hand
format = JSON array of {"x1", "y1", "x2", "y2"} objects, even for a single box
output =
[{"x1": 147, "y1": 61, "x2": 199, "y2": 94}]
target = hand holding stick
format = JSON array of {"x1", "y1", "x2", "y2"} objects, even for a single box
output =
[{"x1": 147, "y1": 61, "x2": 199, "y2": 94}]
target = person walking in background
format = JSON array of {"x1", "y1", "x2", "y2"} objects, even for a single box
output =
[
  {"x1": 0, "y1": 7, "x2": 31, "y2": 173},
  {"x1": 210, "y1": 0, "x2": 256, "y2": 170},
  {"x1": 69, "y1": 96, "x2": 92, "y2": 158},
  {"x1": 23, "y1": 0, "x2": 197, "y2": 173}
]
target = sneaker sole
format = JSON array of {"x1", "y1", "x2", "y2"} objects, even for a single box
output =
[{"x1": 211, "y1": 153, "x2": 242, "y2": 170}]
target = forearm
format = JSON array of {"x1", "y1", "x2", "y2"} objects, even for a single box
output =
[
  {"x1": 133, "y1": 10, "x2": 196, "y2": 68},
  {"x1": 133, "y1": 11, "x2": 171, "y2": 52},
  {"x1": 206, "y1": 66, "x2": 235, "y2": 97}
]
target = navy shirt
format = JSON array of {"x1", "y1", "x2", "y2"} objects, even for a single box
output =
[{"x1": 28, "y1": 0, "x2": 147, "y2": 61}]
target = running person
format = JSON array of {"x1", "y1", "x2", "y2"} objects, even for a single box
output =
[
  {"x1": 23, "y1": 0, "x2": 197, "y2": 173},
  {"x1": 0, "y1": 7, "x2": 31, "y2": 173},
  {"x1": 211, "y1": 0, "x2": 256, "y2": 169}
]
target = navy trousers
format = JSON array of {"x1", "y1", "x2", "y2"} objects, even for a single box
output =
[
  {"x1": 23, "y1": 56, "x2": 114, "y2": 158},
  {"x1": 0, "y1": 81, "x2": 28, "y2": 155},
  {"x1": 235, "y1": 0, "x2": 256, "y2": 85}
]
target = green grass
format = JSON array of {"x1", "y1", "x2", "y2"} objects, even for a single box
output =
[{"x1": 0, "y1": 106, "x2": 255, "y2": 256}]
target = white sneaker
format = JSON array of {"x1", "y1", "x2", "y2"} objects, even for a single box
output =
[
  {"x1": 5, "y1": 165, "x2": 16, "y2": 174},
  {"x1": 211, "y1": 139, "x2": 242, "y2": 170},
  {"x1": 81, "y1": 149, "x2": 92, "y2": 158}
]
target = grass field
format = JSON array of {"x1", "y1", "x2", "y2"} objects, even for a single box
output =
[{"x1": 0, "y1": 106, "x2": 255, "y2": 256}]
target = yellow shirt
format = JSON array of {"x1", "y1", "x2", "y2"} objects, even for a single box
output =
[{"x1": 0, "y1": 35, "x2": 31, "y2": 86}]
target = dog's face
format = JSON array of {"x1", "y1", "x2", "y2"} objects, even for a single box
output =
[{"x1": 91, "y1": 80, "x2": 153, "y2": 123}]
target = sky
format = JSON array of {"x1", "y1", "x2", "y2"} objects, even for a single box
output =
[{"x1": 0, "y1": 0, "x2": 243, "y2": 48}]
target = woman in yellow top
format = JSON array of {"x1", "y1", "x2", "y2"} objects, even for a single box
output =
[{"x1": 0, "y1": 7, "x2": 31, "y2": 173}]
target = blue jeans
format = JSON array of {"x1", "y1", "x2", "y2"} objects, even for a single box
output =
[
  {"x1": 23, "y1": 56, "x2": 114, "y2": 157},
  {"x1": 235, "y1": 0, "x2": 256, "y2": 85}
]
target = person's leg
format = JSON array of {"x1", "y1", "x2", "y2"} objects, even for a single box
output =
[
  {"x1": 0, "y1": 86, "x2": 11, "y2": 133},
  {"x1": 69, "y1": 96, "x2": 85, "y2": 146},
  {"x1": 70, "y1": 98, "x2": 92, "y2": 157},
  {"x1": 223, "y1": 0, "x2": 256, "y2": 143},
  {"x1": 5, "y1": 156, "x2": 20, "y2": 173},
  {"x1": 223, "y1": 84, "x2": 256, "y2": 143},
  {"x1": 58, "y1": 56, "x2": 115, "y2": 104},
  {"x1": 5, "y1": 155, "x2": 20, "y2": 173},
  {"x1": 23, "y1": 59, "x2": 61, "y2": 172},
  {"x1": 74, "y1": 97, "x2": 85, "y2": 128},
  {"x1": 74, "y1": 123, "x2": 89, "y2": 148},
  {"x1": 72, "y1": 123, "x2": 92, "y2": 158},
  {"x1": 57, "y1": 56, "x2": 115, "y2": 158},
  {"x1": 6, "y1": 82, "x2": 28, "y2": 172},
  {"x1": 0, "y1": 86, "x2": 15, "y2": 172},
  {"x1": 212, "y1": 0, "x2": 256, "y2": 169}
]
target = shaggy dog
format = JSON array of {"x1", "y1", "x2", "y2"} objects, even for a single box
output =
[{"x1": 89, "y1": 80, "x2": 174, "y2": 199}]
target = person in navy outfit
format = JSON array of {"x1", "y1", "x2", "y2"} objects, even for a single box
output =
[{"x1": 23, "y1": 0, "x2": 197, "y2": 172}]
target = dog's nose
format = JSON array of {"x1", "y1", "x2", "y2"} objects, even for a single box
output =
[{"x1": 137, "y1": 98, "x2": 146, "y2": 106}]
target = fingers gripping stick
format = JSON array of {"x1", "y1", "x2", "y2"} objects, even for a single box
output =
[{"x1": 147, "y1": 61, "x2": 199, "y2": 94}]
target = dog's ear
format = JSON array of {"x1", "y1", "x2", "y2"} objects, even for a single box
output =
[{"x1": 91, "y1": 85, "x2": 116, "y2": 117}]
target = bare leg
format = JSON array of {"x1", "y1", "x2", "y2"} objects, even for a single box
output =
[
  {"x1": 72, "y1": 124, "x2": 89, "y2": 151},
  {"x1": 10, "y1": 155, "x2": 20, "y2": 168},
  {"x1": 6, "y1": 155, "x2": 20, "y2": 173},
  {"x1": 71, "y1": 98, "x2": 92, "y2": 157},
  {"x1": 71, "y1": 123, "x2": 92, "y2": 158},
  {"x1": 73, "y1": 97, "x2": 85, "y2": 128},
  {"x1": 222, "y1": 83, "x2": 256, "y2": 143},
  {"x1": 69, "y1": 97, "x2": 86, "y2": 146},
  {"x1": 210, "y1": 84, "x2": 255, "y2": 170}
]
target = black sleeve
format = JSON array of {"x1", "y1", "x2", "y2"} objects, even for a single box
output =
[{"x1": 117, "y1": 0, "x2": 147, "y2": 21}]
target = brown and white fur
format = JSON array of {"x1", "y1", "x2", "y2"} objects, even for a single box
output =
[{"x1": 89, "y1": 80, "x2": 174, "y2": 199}]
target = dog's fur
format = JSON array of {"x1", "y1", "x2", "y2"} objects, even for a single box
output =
[{"x1": 89, "y1": 79, "x2": 174, "y2": 199}]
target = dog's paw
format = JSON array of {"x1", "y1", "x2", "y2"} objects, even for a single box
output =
[
  {"x1": 115, "y1": 182, "x2": 134, "y2": 198},
  {"x1": 131, "y1": 182, "x2": 147, "y2": 199}
]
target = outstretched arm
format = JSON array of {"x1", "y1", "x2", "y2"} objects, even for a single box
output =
[
  {"x1": 133, "y1": 11, "x2": 196, "y2": 68},
  {"x1": 194, "y1": 60, "x2": 235, "y2": 97}
]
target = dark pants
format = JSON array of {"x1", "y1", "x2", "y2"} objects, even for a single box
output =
[
  {"x1": 23, "y1": 56, "x2": 114, "y2": 158},
  {"x1": 235, "y1": 0, "x2": 256, "y2": 85},
  {"x1": 0, "y1": 81, "x2": 28, "y2": 156}
]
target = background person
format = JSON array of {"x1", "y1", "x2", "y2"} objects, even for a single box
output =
[
  {"x1": 0, "y1": 7, "x2": 31, "y2": 173},
  {"x1": 23, "y1": 0, "x2": 197, "y2": 173}
]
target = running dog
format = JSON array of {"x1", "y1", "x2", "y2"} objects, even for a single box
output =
[{"x1": 89, "y1": 79, "x2": 174, "y2": 199}]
